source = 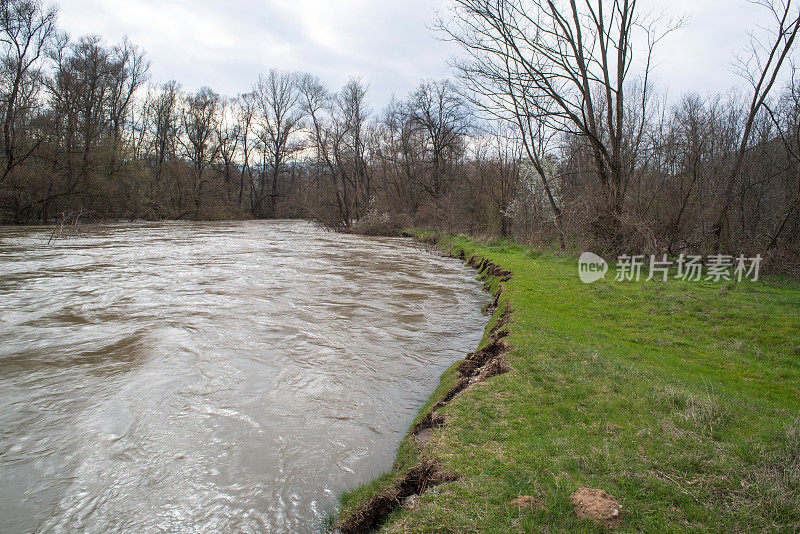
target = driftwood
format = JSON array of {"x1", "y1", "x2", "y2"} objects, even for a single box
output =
[{"x1": 47, "y1": 209, "x2": 84, "y2": 244}]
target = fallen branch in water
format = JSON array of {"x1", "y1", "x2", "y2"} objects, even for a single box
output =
[{"x1": 47, "y1": 209, "x2": 84, "y2": 244}]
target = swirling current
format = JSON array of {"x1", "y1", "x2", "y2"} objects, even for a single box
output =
[{"x1": 0, "y1": 220, "x2": 487, "y2": 533}]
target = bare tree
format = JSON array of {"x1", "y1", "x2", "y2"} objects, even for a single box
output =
[
  {"x1": 253, "y1": 69, "x2": 304, "y2": 217},
  {"x1": 489, "y1": 122, "x2": 522, "y2": 237},
  {"x1": 235, "y1": 91, "x2": 256, "y2": 207},
  {"x1": 438, "y1": 0, "x2": 678, "y2": 245},
  {"x1": 106, "y1": 37, "x2": 148, "y2": 177},
  {"x1": 763, "y1": 69, "x2": 800, "y2": 253},
  {"x1": 298, "y1": 73, "x2": 351, "y2": 227},
  {"x1": 407, "y1": 79, "x2": 470, "y2": 199},
  {"x1": 712, "y1": 0, "x2": 800, "y2": 252},
  {"x1": 149, "y1": 80, "x2": 180, "y2": 212},
  {"x1": 375, "y1": 96, "x2": 425, "y2": 213},
  {"x1": 340, "y1": 77, "x2": 371, "y2": 218},
  {"x1": 180, "y1": 86, "x2": 220, "y2": 217},
  {"x1": 216, "y1": 96, "x2": 240, "y2": 202},
  {"x1": 0, "y1": 0, "x2": 56, "y2": 185}
]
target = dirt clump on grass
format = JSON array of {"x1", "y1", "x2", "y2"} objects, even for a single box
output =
[
  {"x1": 571, "y1": 487, "x2": 622, "y2": 528},
  {"x1": 511, "y1": 495, "x2": 545, "y2": 510}
]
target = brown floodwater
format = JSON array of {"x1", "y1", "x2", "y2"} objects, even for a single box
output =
[{"x1": 0, "y1": 220, "x2": 487, "y2": 533}]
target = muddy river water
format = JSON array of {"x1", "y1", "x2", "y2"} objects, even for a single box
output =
[{"x1": 0, "y1": 220, "x2": 487, "y2": 533}]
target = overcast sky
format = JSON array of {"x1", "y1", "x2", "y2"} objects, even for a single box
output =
[{"x1": 54, "y1": 0, "x2": 785, "y2": 110}]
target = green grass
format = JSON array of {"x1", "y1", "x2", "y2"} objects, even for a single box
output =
[{"x1": 333, "y1": 233, "x2": 800, "y2": 532}]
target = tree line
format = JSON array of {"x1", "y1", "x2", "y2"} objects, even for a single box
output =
[{"x1": 2, "y1": 0, "x2": 799, "y2": 267}]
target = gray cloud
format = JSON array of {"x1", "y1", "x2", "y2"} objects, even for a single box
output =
[{"x1": 56, "y1": 0, "x2": 788, "y2": 111}]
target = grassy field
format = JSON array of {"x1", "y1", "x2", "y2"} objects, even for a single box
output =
[{"x1": 331, "y1": 234, "x2": 800, "y2": 533}]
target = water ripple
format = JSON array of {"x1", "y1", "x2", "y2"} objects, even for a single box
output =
[{"x1": 0, "y1": 220, "x2": 487, "y2": 533}]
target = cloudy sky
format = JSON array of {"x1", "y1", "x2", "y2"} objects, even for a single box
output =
[{"x1": 54, "y1": 0, "x2": 783, "y2": 109}]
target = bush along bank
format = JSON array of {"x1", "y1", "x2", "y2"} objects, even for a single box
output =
[{"x1": 330, "y1": 232, "x2": 800, "y2": 533}]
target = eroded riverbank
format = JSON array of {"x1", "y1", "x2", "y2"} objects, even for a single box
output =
[
  {"x1": 332, "y1": 233, "x2": 800, "y2": 533},
  {"x1": 331, "y1": 235, "x2": 514, "y2": 533}
]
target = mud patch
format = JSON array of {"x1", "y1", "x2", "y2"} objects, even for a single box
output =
[
  {"x1": 571, "y1": 487, "x2": 622, "y2": 528},
  {"x1": 469, "y1": 255, "x2": 512, "y2": 315},
  {"x1": 427, "y1": 302, "x2": 513, "y2": 413},
  {"x1": 435, "y1": 377, "x2": 470, "y2": 409},
  {"x1": 456, "y1": 337, "x2": 509, "y2": 378},
  {"x1": 475, "y1": 354, "x2": 510, "y2": 381},
  {"x1": 474, "y1": 256, "x2": 513, "y2": 282},
  {"x1": 419, "y1": 247, "x2": 514, "y2": 436},
  {"x1": 488, "y1": 307, "x2": 512, "y2": 338},
  {"x1": 336, "y1": 460, "x2": 458, "y2": 534},
  {"x1": 412, "y1": 411, "x2": 445, "y2": 448}
]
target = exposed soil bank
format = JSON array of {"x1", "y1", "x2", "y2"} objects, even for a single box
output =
[
  {"x1": 331, "y1": 234, "x2": 515, "y2": 533},
  {"x1": 331, "y1": 232, "x2": 800, "y2": 532}
]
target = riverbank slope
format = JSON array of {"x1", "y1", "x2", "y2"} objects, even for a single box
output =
[{"x1": 331, "y1": 233, "x2": 800, "y2": 532}]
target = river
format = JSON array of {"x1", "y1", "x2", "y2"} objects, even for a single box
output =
[{"x1": 0, "y1": 220, "x2": 487, "y2": 533}]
